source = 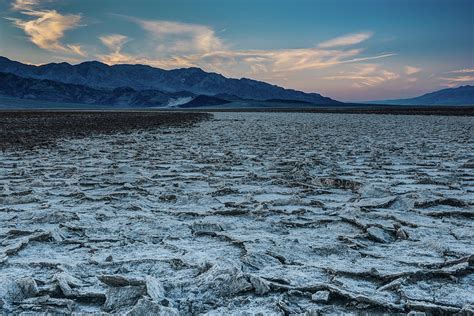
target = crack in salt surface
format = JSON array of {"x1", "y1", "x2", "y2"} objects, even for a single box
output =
[{"x1": 1, "y1": 112, "x2": 473, "y2": 314}]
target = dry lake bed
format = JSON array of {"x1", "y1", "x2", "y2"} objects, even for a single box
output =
[{"x1": 1, "y1": 111, "x2": 473, "y2": 315}]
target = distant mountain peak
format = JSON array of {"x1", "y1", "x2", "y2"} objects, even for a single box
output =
[
  {"x1": 79, "y1": 60, "x2": 106, "y2": 66},
  {"x1": 369, "y1": 85, "x2": 474, "y2": 105}
]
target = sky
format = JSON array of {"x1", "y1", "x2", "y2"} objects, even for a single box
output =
[{"x1": 0, "y1": 0, "x2": 473, "y2": 101}]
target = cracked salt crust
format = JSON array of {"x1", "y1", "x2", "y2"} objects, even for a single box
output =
[{"x1": 0, "y1": 112, "x2": 473, "y2": 314}]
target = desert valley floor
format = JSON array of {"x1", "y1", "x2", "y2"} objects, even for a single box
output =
[{"x1": 1, "y1": 112, "x2": 473, "y2": 315}]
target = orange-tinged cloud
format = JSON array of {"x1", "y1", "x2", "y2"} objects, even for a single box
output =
[
  {"x1": 404, "y1": 66, "x2": 422, "y2": 75},
  {"x1": 99, "y1": 34, "x2": 129, "y2": 54},
  {"x1": 9, "y1": 0, "x2": 85, "y2": 56},
  {"x1": 321, "y1": 64, "x2": 400, "y2": 88},
  {"x1": 448, "y1": 68, "x2": 474, "y2": 73},
  {"x1": 97, "y1": 21, "x2": 393, "y2": 80},
  {"x1": 439, "y1": 75, "x2": 474, "y2": 82},
  {"x1": 11, "y1": 0, "x2": 40, "y2": 11}
]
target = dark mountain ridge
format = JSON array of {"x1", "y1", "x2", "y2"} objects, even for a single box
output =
[
  {"x1": 0, "y1": 72, "x2": 192, "y2": 107},
  {"x1": 0, "y1": 56, "x2": 339, "y2": 105}
]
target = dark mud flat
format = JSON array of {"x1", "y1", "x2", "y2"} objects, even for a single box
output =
[
  {"x1": 197, "y1": 105, "x2": 474, "y2": 116},
  {"x1": 0, "y1": 111, "x2": 212, "y2": 150}
]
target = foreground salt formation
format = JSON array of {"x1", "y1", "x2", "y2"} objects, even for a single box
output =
[{"x1": 1, "y1": 112, "x2": 473, "y2": 315}]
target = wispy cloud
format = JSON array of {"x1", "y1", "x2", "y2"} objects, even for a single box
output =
[
  {"x1": 318, "y1": 32, "x2": 373, "y2": 48},
  {"x1": 439, "y1": 75, "x2": 474, "y2": 82},
  {"x1": 99, "y1": 34, "x2": 129, "y2": 53},
  {"x1": 97, "y1": 34, "x2": 133, "y2": 65},
  {"x1": 447, "y1": 68, "x2": 474, "y2": 74},
  {"x1": 440, "y1": 83, "x2": 458, "y2": 88},
  {"x1": 137, "y1": 19, "x2": 225, "y2": 54},
  {"x1": 405, "y1": 66, "x2": 421, "y2": 75},
  {"x1": 321, "y1": 64, "x2": 399, "y2": 88},
  {"x1": 438, "y1": 67, "x2": 474, "y2": 87},
  {"x1": 8, "y1": 0, "x2": 85, "y2": 56},
  {"x1": 11, "y1": 0, "x2": 40, "y2": 11}
]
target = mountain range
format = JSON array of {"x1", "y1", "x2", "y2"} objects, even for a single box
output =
[
  {"x1": 0, "y1": 72, "x2": 213, "y2": 107},
  {"x1": 0, "y1": 56, "x2": 338, "y2": 106},
  {"x1": 1, "y1": 56, "x2": 472, "y2": 108},
  {"x1": 368, "y1": 85, "x2": 474, "y2": 105}
]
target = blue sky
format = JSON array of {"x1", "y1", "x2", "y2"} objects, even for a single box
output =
[{"x1": 0, "y1": 0, "x2": 472, "y2": 101}]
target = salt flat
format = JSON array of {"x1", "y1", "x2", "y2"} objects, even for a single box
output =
[{"x1": 1, "y1": 112, "x2": 473, "y2": 315}]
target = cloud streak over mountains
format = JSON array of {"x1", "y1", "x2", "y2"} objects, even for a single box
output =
[{"x1": 97, "y1": 17, "x2": 394, "y2": 78}]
